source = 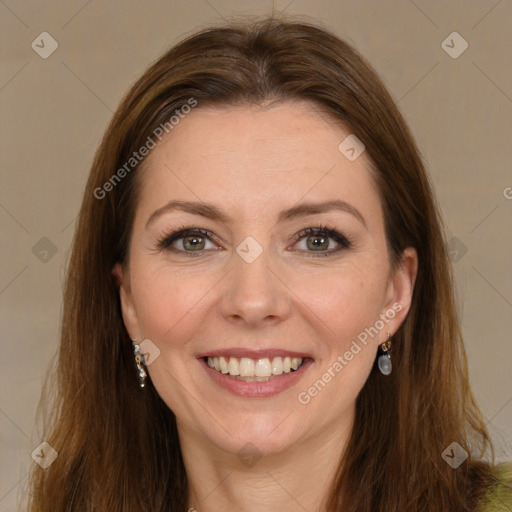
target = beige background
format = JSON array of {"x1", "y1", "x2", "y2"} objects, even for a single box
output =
[{"x1": 1, "y1": 0, "x2": 511, "y2": 509}]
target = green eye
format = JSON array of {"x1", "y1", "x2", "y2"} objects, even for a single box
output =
[
  {"x1": 293, "y1": 226, "x2": 352, "y2": 257},
  {"x1": 157, "y1": 228, "x2": 215, "y2": 256},
  {"x1": 156, "y1": 225, "x2": 352, "y2": 258}
]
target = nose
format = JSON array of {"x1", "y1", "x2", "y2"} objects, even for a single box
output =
[{"x1": 219, "y1": 241, "x2": 291, "y2": 328}]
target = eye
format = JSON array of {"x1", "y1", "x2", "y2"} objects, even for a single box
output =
[
  {"x1": 156, "y1": 227, "x2": 219, "y2": 257},
  {"x1": 292, "y1": 226, "x2": 352, "y2": 257},
  {"x1": 155, "y1": 224, "x2": 352, "y2": 258}
]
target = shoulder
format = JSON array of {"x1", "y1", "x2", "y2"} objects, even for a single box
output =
[{"x1": 478, "y1": 462, "x2": 512, "y2": 511}]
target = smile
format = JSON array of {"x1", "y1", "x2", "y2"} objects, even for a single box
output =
[
  {"x1": 205, "y1": 355, "x2": 304, "y2": 381},
  {"x1": 198, "y1": 351, "x2": 314, "y2": 398}
]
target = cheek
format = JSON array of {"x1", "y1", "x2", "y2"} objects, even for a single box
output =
[
  {"x1": 295, "y1": 261, "x2": 389, "y2": 344},
  {"x1": 292, "y1": 269, "x2": 387, "y2": 417},
  {"x1": 130, "y1": 264, "x2": 215, "y2": 347}
]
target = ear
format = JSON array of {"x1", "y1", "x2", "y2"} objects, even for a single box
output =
[
  {"x1": 112, "y1": 262, "x2": 141, "y2": 341},
  {"x1": 380, "y1": 247, "x2": 418, "y2": 342}
]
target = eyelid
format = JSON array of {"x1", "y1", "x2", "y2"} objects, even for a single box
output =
[
  {"x1": 291, "y1": 225, "x2": 353, "y2": 255},
  {"x1": 154, "y1": 226, "x2": 220, "y2": 251},
  {"x1": 155, "y1": 224, "x2": 352, "y2": 256}
]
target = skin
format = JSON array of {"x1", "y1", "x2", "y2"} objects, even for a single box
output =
[{"x1": 113, "y1": 100, "x2": 418, "y2": 511}]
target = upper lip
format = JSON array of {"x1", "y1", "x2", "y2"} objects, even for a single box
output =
[{"x1": 196, "y1": 348, "x2": 313, "y2": 360}]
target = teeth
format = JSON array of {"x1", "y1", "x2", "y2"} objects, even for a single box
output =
[
  {"x1": 206, "y1": 356, "x2": 304, "y2": 378},
  {"x1": 219, "y1": 356, "x2": 229, "y2": 374},
  {"x1": 291, "y1": 357, "x2": 301, "y2": 370},
  {"x1": 271, "y1": 357, "x2": 283, "y2": 375},
  {"x1": 240, "y1": 358, "x2": 255, "y2": 377},
  {"x1": 227, "y1": 357, "x2": 240, "y2": 375},
  {"x1": 255, "y1": 358, "x2": 271, "y2": 377}
]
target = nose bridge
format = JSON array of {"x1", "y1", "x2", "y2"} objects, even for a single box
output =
[{"x1": 220, "y1": 234, "x2": 288, "y2": 325}]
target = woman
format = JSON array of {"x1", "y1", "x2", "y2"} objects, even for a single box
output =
[{"x1": 28, "y1": 15, "x2": 511, "y2": 511}]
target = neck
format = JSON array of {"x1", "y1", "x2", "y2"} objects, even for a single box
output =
[{"x1": 179, "y1": 414, "x2": 353, "y2": 512}]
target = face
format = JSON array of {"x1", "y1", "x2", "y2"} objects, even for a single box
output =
[{"x1": 114, "y1": 100, "x2": 417, "y2": 459}]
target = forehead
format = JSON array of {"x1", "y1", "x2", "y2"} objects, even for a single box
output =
[{"x1": 136, "y1": 100, "x2": 382, "y2": 227}]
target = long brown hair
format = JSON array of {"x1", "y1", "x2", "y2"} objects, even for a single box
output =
[{"x1": 28, "y1": 14, "x2": 497, "y2": 511}]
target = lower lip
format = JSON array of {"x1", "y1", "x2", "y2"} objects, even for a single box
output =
[{"x1": 199, "y1": 357, "x2": 314, "y2": 398}]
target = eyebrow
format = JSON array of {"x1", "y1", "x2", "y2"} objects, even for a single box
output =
[{"x1": 145, "y1": 199, "x2": 367, "y2": 230}]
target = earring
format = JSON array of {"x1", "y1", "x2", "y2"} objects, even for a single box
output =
[
  {"x1": 133, "y1": 341, "x2": 147, "y2": 388},
  {"x1": 377, "y1": 333, "x2": 392, "y2": 375}
]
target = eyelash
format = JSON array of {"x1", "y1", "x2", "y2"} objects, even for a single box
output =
[{"x1": 154, "y1": 223, "x2": 353, "y2": 258}]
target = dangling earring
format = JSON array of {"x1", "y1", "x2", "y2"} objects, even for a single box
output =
[
  {"x1": 377, "y1": 333, "x2": 393, "y2": 375},
  {"x1": 133, "y1": 341, "x2": 147, "y2": 388}
]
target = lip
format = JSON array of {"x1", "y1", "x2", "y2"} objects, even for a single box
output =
[
  {"x1": 196, "y1": 348, "x2": 313, "y2": 360},
  {"x1": 198, "y1": 356, "x2": 314, "y2": 398}
]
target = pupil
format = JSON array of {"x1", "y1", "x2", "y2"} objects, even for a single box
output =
[
  {"x1": 309, "y1": 235, "x2": 327, "y2": 250},
  {"x1": 185, "y1": 235, "x2": 204, "y2": 250}
]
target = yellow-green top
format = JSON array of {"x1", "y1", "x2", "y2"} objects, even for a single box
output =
[{"x1": 480, "y1": 462, "x2": 512, "y2": 511}]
